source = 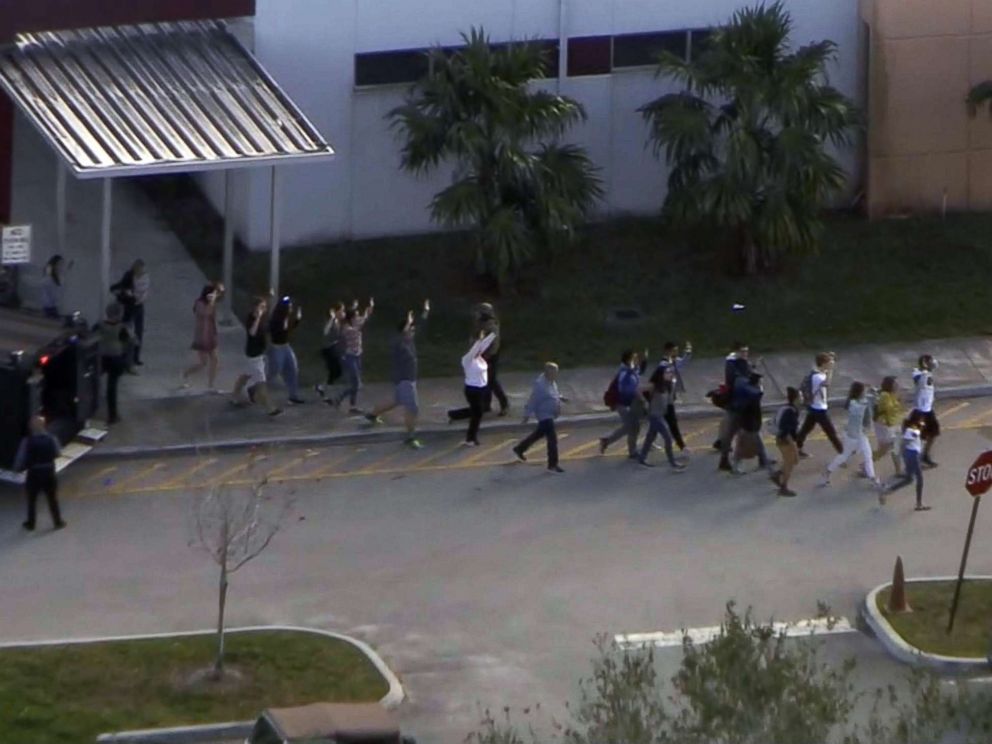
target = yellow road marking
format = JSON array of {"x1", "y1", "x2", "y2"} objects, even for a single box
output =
[
  {"x1": 157, "y1": 457, "x2": 218, "y2": 489},
  {"x1": 204, "y1": 454, "x2": 268, "y2": 488},
  {"x1": 80, "y1": 464, "x2": 117, "y2": 487},
  {"x1": 105, "y1": 462, "x2": 167, "y2": 493},
  {"x1": 954, "y1": 407, "x2": 992, "y2": 430},
  {"x1": 561, "y1": 438, "x2": 603, "y2": 459},
  {"x1": 310, "y1": 450, "x2": 364, "y2": 478},
  {"x1": 939, "y1": 401, "x2": 970, "y2": 419},
  {"x1": 462, "y1": 437, "x2": 518, "y2": 466},
  {"x1": 398, "y1": 441, "x2": 465, "y2": 470},
  {"x1": 265, "y1": 451, "x2": 320, "y2": 478}
]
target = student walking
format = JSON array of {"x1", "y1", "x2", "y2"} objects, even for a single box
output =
[
  {"x1": 268, "y1": 296, "x2": 305, "y2": 405},
  {"x1": 820, "y1": 382, "x2": 882, "y2": 489},
  {"x1": 231, "y1": 296, "x2": 282, "y2": 417},
  {"x1": 656, "y1": 340, "x2": 692, "y2": 456},
  {"x1": 40, "y1": 254, "x2": 69, "y2": 319},
  {"x1": 770, "y1": 387, "x2": 801, "y2": 497},
  {"x1": 181, "y1": 283, "x2": 222, "y2": 391},
  {"x1": 513, "y1": 362, "x2": 564, "y2": 473},
  {"x1": 111, "y1": 259, "x2": 150, "y2": 366},
  {"x1": 717, "y1": 341, "x2": 753, "y2": 469},
  {"x1": 884, "y1": 411, "x2": 931, "y2": 511},
  {"x1": 477, "y1": 303, "x2": 509, "y2": 416},
  {"x1": 599, "y1": 349, "x2": 649, "y2": 459},
  {"x1": 335, "y1": 298, "x2": 374, "y2": 413},
  {"x1": 637, "y1": 363, "x2": 686, "y2": 471},
  {"x1": 96, "y1": 302, "x2": 133, "y2": 424},
  {"x1": 796, "y1": 352, "x2": 844, "y2": 457},
  {"x1": 14, "y1": 415, "x2": 66, "y2": 531},
  {"x1": 730, "y1": 372, "x2": 773, "y2": 474},
  {"x1": 448, "y1": 329, "x2": 498, "y2": 445},
  {"x1": 873, "y1": 376, "x2": 904, "y2": 477},
  {"x1": 365, "y1": 300, "x2": 430, "y2": 448},
  {"x1": 315, "y1": 303, "x2": 344, "y2": 403},
  {"x1": 911, "y1": 355, "x2": 940, "y2": 468}
]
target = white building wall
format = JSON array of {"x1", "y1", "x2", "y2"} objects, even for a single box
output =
[{"x1": 205, "y1": 0, "x2": 863, "y2": 250}]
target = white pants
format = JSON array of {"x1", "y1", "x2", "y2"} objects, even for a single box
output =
[{"x1": 828, "y1": 433, "x2": 875, "y2": 479}]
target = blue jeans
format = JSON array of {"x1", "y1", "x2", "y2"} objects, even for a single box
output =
[
  {"x1": 892, "y1": 449, "x2": 924, "y2": 503},
  {"x1": 639, "y1": 414, "x2": 677, "y2": 466},
  {"x1": 267, "y1": 344, "x2": 300, "y2": 399},
  {"x1": 337, "y1": 353, "x2": 362, "y2": 407}
]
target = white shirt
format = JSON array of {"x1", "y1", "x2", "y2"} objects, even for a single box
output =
[
  {"x1": 903, "y1": 426, "x2": 923, "y2": 453},
  {"x1": 913, "y1": 368, "x2": 935, "y2": 412},
  {"x1": 810, "y1": 371, "x2": 828, "y2": 411},
  {"x1": 461, "y1": 333, "x2": 497, "y2": 388}
]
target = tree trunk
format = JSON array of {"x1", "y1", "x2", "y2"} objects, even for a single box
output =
[
  {"x1": 738, "y1": 224, "x2": 758, "y2": 276},
  {"x1": 214, "y1": 558, "x2": 228, "y2": 679}
]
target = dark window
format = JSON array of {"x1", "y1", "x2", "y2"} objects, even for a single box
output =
[
  {"x1": 489, "y1": 39, "x2": 560, "y2": 78},
  {"x1": 567, "y1": 35, "x2": 611, "y2": 76},
  {"x1": 688, "y1": 28, "x2": 715, "y2": 60},
  {"x1": 612, "y1": 30, "x2": 687, "y2": 68},
  {"x1": 355, "y1": 48, "x2": 430, "y2": 86}
]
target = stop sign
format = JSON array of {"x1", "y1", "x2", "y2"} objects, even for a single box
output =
[{"x1": 965, "y1": 450, "x2": 992, "y2": 496}]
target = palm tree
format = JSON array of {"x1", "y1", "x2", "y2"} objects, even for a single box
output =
[
  {"x1": 639, "y1": 2, "x2": 859, "y2": 274},
  {"x1": 389, "y1": 28, "x2": 601, "y2": 288}
]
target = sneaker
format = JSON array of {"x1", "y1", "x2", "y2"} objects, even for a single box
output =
[
  {"x1": 798, "y1": 450, "x2": 811, "y2": 459},
  {"x1": 679, "y1": 447, "x2": 691, "y2": 459},
  {"x1": 778, "y1": 488, "x2": 797, "y2": 497},
  {"x1": 718, "y1": 460, "x2": 733, "y2": 472},
  {"x1": 348, "y1": 407, "x2": 363, "y2": 415},
  {"x1": 547, "y1": 465, "x2": 565, "y2": 474},
  {"x1": 638, "y1": 458, "x2": 655, "y2": 468},
  {"x1": 512, "y1": 447, "x2": 527, "y2": 462},
  {"x1": 627, "y1": 453, "x2": 639, "y2": 460},
  {"x1": 53, "y1": 521, "x2": 67, "y2": 530},
  {"x1": 405, "y1": 438, "x2": 424, "y2": 449},
  {"x1": 652, "y1": 442, "x2": 664, "y2": 451},
  {"x1": 22, "y1": 521, "x2": 34, "y2": 531},
  {"x1": 818, "y1": 474, "x2": 831, "y2": 487},
  {"x1": 598, "y1": 438, "x2": 608, "y2": 455},
  {"x1": 461, "y1": 440, "x2": 480, "y2": 447},
  {"x1": 670, "y1": 463, "x2": 686, "y2": 473},
  {"x1": 922, "y1": 458, "x2": 938, "y2": 469},
  {"x1": 365, "y1": 414, "x2": 384, "y2": 425},
  {"x1": 268, "y1": 408, "x2": 283, "y2": 417},
  {"x1": 314, "y1": 383, "x2": 325, "y2": 398},
  {"x1": 498, "y1": 408, "x2": 509, "y2": 417},
  {"x1": 914, "y1": 504, "x2": 932, "y2": 512},
  {"x1": 289, "y1": 397, "x2": 306, "y2": 405}
]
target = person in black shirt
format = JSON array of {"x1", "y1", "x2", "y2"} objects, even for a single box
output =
[
  {"x1": 770, "y1": 387, "x2": 801, "y2": 497},
  {"x1": 14, "y1": 415, "x2": 66, "y2": 531},
  {"x1": 232, "y1": 296, "x2": 282, "y2": 417},
  {"x1": 268, "y1": 296, "x2": 305, "y2": 405}
]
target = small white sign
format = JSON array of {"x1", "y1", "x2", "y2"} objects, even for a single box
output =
[{"x1": 1, "y1": 224, "x2": 31, "y2": 265}]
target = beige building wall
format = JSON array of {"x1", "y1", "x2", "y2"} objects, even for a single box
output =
[{"x1": 862, "y1": 0, "x2": 992, "y2": 216}]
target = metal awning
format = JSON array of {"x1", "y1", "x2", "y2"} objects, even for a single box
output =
[{"x1": 0, "y1": 19, "x2": 334, "y2": 178}]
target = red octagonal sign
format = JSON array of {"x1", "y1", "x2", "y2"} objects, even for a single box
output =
[{"x1": 965, "y1": 450, "x2": 992, "y2": 497}]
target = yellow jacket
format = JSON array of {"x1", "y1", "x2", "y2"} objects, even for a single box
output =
[{"x1": 875, "y1": 391, "x2": 904, "y2": 427}]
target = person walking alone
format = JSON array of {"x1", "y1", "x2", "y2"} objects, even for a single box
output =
[
  {"x1": 911, "y1": 355, "x2": 940, "y2": 468},
  {"x1": 637, "y1": 363, "x2": 686, "y2": 471},
  {"x1": 268, "y1": 295, "x2": 305, "y2": 405},
  {"x1": 231, "y1": 296, "x2": 282, "y2": 417},
  {"x1": 796, "y1": 352, "x2": 844, "y2": 458},
  {"x1": 111, "y1": 259, "x2": 150, "y2": 367},
  {"x1": 181, "y1": 283, "x2": 222, "y2": 392},
  {"x1": 884, "y1": 411, "x2": 931, "y2": 511},
  {"x1": 656, "y1": 341, "x2": 692, "y2": 458},
  {"x1": 96, "y1": 302, "x2": 133, "y2": 425},
  {"x1": 599, "y1": 349, "x2": 649, "y2": 459},
  {"x1": 40, "y1": 255, "x2": 70, "y2": 320},
  {"x1": 770, "y1": 387, "x2": 801, "y2": 497},
  {"x1": 315, "y1": 302, "x2": 344, "y2": 403},
  {"x1": 14, "y1": 415, "x2": 66, "y2": 531},
  {"x1": 819, "y1": 382, "x2": 882, "y2": 490},
  {"x1": 513, "y1": 362, "x2": 564, "y2": 473},
  {"x1": 334, "y1": 298, "x2": 374, "y2": 413},
  {"x1": 477, "y1": 303, "x2": 509, "y2": 416},
  {"x1": 448, "y1": 328, "x2": 498, "y2": 446},
  {"x1": 873, "y1": 376, "x2": 904, "y2": 478},
  {"x1": 365, "y1": 300, "x2": 430, "y2": 448}
]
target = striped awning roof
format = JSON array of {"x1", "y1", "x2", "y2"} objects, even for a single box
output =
[{"x1": 0, "y1": 20, "x2": 334, "y2": 178}]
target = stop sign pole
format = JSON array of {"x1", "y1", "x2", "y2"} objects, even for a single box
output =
[{"x1": 947, "y1": 451, "x2": 992, "y2": 634}]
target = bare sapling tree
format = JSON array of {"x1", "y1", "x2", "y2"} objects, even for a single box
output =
[{"x1": 189, "y1": 475, "x2": 290, "y2": 679}]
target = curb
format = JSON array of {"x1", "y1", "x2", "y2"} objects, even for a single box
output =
[
  {"x1": 861, "y1": 576, "x2": 992, "y2": 673},
  {"x1": 90, "y1": 383, "x2": 992, "y2": 458},
  {"x1": 0, "y1": 625, "x2": 405, "y2": 744}
]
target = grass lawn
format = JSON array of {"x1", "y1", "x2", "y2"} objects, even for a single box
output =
[
  {"x1": 0, "y1": 629, "x2": 389, "y2": 744},
  {"x1": 141, "y1": 176, "x2": 992, "y2": 383},
  {"x1": 877, "y1": 580, "x2": 992, "y2": 658}
]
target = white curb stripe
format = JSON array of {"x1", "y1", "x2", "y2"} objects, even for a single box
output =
[{"x1": 616, "y1": 616, "x2": 854, "y2": 649}]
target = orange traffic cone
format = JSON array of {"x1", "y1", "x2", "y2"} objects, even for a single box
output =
[{"x1": 888, "y1": 556, "x2": 912, "y2": 613}]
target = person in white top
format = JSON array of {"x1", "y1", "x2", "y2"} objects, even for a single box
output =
[
  {"x1": 447, "y1": 330, "x2": 497, "y2": 445},
  {"x1": 795, "y1": 352, "x2": 843, "y2": 457},
  {"x1": 883, "y1": 410, "x2": 930, "y2": 511},
  {"x1": 910, "y1": 354, "x2": 940, "y2": 468},
  {"x1": 820, "y1": 382, "x2": 882, "y2": 490}
]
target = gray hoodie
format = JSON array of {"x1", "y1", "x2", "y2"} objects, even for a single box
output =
[{"x1": 524, "y1": 374, "x2": 561, "y2": 422}]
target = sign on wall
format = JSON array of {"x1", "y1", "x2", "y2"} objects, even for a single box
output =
[{"x1": 1, "y1": 224, "x2": 31, "y2": 265}]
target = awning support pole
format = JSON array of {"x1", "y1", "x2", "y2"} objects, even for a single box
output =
[
  {"x1": 269, "y1": 166, "x2": 281, "y2": 297},
  {"x1": 55, "y1": 162, "x2": 66, "y2": 255},
  {"x1": 221, "y1": 169, "x2": 235, "y2": 325},
  {"x1": 99, "y1": 178, "x2": 112, "y2": 319}
]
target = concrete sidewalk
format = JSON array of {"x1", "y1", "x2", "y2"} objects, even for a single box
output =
[{"x1": 96, "y1": 335, "x2": 992, "y2": 456}]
